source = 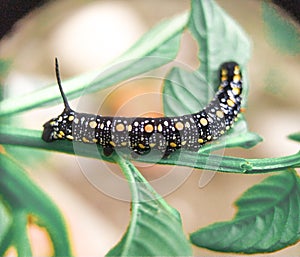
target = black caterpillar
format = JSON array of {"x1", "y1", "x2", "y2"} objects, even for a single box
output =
[{"x1": 42, "y1": 59, "x2": 242, "y2": 158}]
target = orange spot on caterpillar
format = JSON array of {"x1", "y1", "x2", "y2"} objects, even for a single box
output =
[{"x1": 144, "y1": 124, "x2": 154, "y2": 133}]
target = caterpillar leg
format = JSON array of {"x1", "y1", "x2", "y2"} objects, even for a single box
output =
[
  {"x1": 162, "y1": 151, "x2": 172, "y2": 159},
  {"x1": 162, "y1": 146, "x2": 178, "y2": 159},
  {"x1": 131, "y1": 143, "x2": 151, "y2": 158},
  {"x1": 103, "y1": 146, "x2": 114, "y2": 157}
]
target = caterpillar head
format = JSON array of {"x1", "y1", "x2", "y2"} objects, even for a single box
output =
[
  {"x1": 42, "y1": 110, "x2": 75, "y2": 142},
  {"x1": 42, "y1": 58, "x2": 75, "y2": 142},
  {"x1": 220, "y1": 61, "x2": 242, "y2": 80}
]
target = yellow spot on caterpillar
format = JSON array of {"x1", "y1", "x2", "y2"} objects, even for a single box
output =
[
  {"x1": 233, "y1": 74, "x2": 241, "y2": 82},
  {"x1": 110, "y1": 141, "x2": 116, "y2": 147},
  {"x1": 121, "y1": 142, "x2": 127, "y2": 147},
  {"x1": 175, "y1": 121, "x2": 184, "y2": 131},
  {"x1": 138, "y1": 143, "x2": 146, "y2": 149},
  {"x1": 92, "y1": 138, "x2": 98, "y2": 143},
  {"x1": 145, "y1": 124, "x2": 154, "y2": 133},
  {"x1": 234, "y1": 65, "x2": 240, "y2": 75},
  {"x1": 227, "y1": 99, "x2": 235, "y2": 107},
  {"x1": 170, "y1": 142, "x2": 177, "y2": 148},
  {"x1": 232, "y1": 87, "x2": 240, "y2": 95},
  {"x1": 82, "y1": 137, "x2": 89, "y2": 143},
  {"x1": 198, "y1": 138, "x2": 204, "y2": 144},
  {"x1": 50, "y1": 121, "x2": 56, "y2": 126},
  {"x1": 226, "y1": 125, "x2": 230, "y2": 130},
  {"x1": 127, "y1": 125, "x2": 132, "y2": 132},
  {"x1": 220, "y1": 130, "x2": 225, "y2": 135},
  {"x1": 66, "y1": 135, "x2": 74, "y2": 140},
  {"x1": 221, "y1": 69, "x2": 228, "y2": 76},
  {"x1": 200, "y1": 118, "x2": 208, "y2": 126},
  {"x1": 116, "y1": 123, "x2": 125, "y2": 132},
  {"x1": 59, "y1": 131, "x2": 65, "y2": 136},
  {"x1": 149, "y1": 143, "x2": 156, "y2": 148},
  {"x1": 57, "y1": 134, "x2": 63, "y2": 139},
  {"x1": 207, "y1": 135, "x2": 212, "y2": 140},
  {"x1": 216, "y1": 110, "x2": 224, "y2": 119},
  {"x1": 89, "y1": 121, "x2": 97, "y2": 129},
  {"x1": 221, "y1": 76, "x2": 228, "y2": 81},
  {"x1": 181, "y1": 141, "x2": 187, "y2": 146},
  {"x1": 157, "y1": 124, "x2": 163, "y2": 132},
  {"x1": 68, "y1": 115, "x2": 75, "y2": 121}
]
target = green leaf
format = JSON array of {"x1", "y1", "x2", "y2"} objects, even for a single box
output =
[
  {"x1": 0, "y1": 12, "x2": 188, "y2": 117},
  {"x1": 106, "y1": 156, "x2": 192, "y2": 256},
  {"x1": 288, "y1": 132, "x2": 300, "y2": 143},
  {"x1": 11, "y1": 211, "x2": 32, "y2": 256},
  {"x1": 0, "y1": 202, "x2": 10, "y2": 238},
  {"x1": 262, "y1": 1, "x2": 300, "y2": 55},
  {"x1": 190, "y1": 170, "x2": 300, "y2": 253},
  {"x1": 0, "y1": 203, "x2": 12, "y2": 255},
  {"x1": 164, "y1": 0, "x2": 251, "y2": 115},
  {"x1": 162, "y1": 0, "x2": 257, "y2": 152},
  {"x1": 163, "y1": 68, "x2": 209, "y2": 116},
  {"x1": 0, "y1": 152, "x2": 73, "y2": 256},
  {"x1": 188, "y1": 0, "x2": 251, "y2": 87},
  {"x1": 0, "y1": 210, "x2": 33, "y2": 257}
]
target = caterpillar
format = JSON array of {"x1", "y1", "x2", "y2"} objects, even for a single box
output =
[{"x1": 42, "y1": 59, "x2": 242, "y2": 159}]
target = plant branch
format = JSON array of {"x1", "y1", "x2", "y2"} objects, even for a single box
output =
[{"x1": 1, "y1": 125, "x2": 299, "y2": 174}]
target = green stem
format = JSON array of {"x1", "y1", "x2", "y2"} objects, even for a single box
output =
[
  {"x1": 0, "y1": 125, "x2": 299, "y2": 174},
  {"x1": 243, "y1": 153, "x2": 300, "y2": 172}
]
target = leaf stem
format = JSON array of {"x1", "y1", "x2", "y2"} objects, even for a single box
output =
[
  {"x1": 243, "y1": 153, "x2": 300, "y2": 173},
  {"x1": 0, "y1": 125, "x2": 299, "y2": 174}
]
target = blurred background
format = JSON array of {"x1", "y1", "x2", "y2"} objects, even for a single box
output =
[{"x1": 0, "y1": 0, "x2": 299, "y2": 256}]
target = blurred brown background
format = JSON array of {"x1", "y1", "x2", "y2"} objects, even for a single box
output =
[{"x1": 0, "y1": 0, "x2": 299, "y2": 256}]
